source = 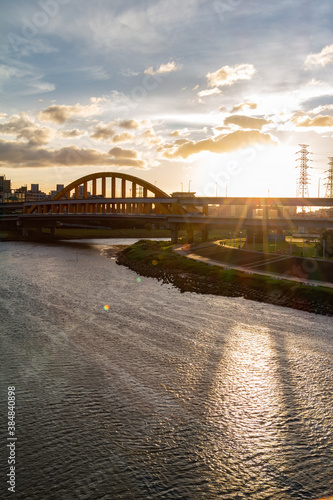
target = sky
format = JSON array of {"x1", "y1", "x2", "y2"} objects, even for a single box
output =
[{"x1": 1, "y1": 0, "x2": 333, "y2": 197}]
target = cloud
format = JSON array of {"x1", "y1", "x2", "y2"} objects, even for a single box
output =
[
  {"x1": 197, "y1": 88, "x2": 222, "y2": 98},
  {"x1": 118, "y1": 119, "x2": 140, "y2": 129},
  {"x1": 91, "y1": 122, "x2": 115, "y2": 141},
  {"x1": 0, "y1": 114, "x2": 51, "y2": 145},
  {"x1": 291, "y1": 113, "x2": 333, "y2": 128},
  {"x1": 112, "y1": 132, "x2": 135, "y2": 143},
  {"x1": 310, "y1": 104, "x2": 333, "y2": 114},
  {"x1": 0, "y1": 140, "x2": 146, "y2": 169},
  {"x1": 108, "y1": 147, "x2": 138, "y2": 159},
  {"x1": 304, "y1": 44, "x2": 333, "y2": 69},
  {"x1": 224, "y1": 115, "x2": 272, "y2": 130},
  {"x1": 163, "y1": 129, "x2": 276, "y2": 159},
  {"x1": 38, "y1": 104, "x2": 100, "y2": 124},
  {"x1": 6, "y1": 33, "x2": 57, "y2": 57},
  {"x1": 121, "y1": 68, "x2": 140, "y2": 77},
  {"x1": 60, "y1": 129, "x2": 86, "y2": 138},
  {"x1": 0, "y1": 64, "x2": 55, "y2": 95},
  {"x1": 140, "y1": 129, "x2": 163, "y2": 146},
  {"x1": 169, "y1": 128, "x2": 189, "y2": 137},
  {"x1": 144, "y1": 61, "x2": 183, "y2": 75},
  {"x1": 231, "y1": 102, "x2": 258, "y2": 112},
  {"x1": 207, "y1": 63, "x2": 256, "y2": 87}
]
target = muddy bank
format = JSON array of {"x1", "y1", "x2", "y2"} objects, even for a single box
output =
[{"x1": 117, "y1": 250, "x2": 333, "y2": 317}]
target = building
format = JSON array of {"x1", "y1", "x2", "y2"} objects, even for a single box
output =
[
  {"x1": 25, "y1": 184, "x2": 47, "y2": 202},
  {"x1": 13, "y1": 185, "x2": 28, "y2": 202},
  {"x1": 0, "y1": 175, "x2": 11, "y2": 202}
]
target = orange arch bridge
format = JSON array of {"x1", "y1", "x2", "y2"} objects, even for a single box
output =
[{"x1": 25, "y1": 172, "x2": 188, "y2": 216}]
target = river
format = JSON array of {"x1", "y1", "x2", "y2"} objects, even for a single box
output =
[{"x1": 0, "y1": 239, "x2": 332, "y2": 500}]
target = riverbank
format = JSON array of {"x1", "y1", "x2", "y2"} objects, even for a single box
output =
[{"x1": 117, "y1": 240, "x2": 333, "y2": 316}]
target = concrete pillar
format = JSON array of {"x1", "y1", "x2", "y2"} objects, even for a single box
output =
[
  {"x1": 172, "y1": 203, "x2": 179, "y2": 214},
  {"x1": 170, "y1": 223, "x2": 179, "y2": 244},
  {"x1": 201, "y1": 226, "x2": 209, "y2": 242},
  {"x1": 92, "y1": 178, "x2": 97, "y2": 196},
  {"x1": 187, "y1": 225, "x2": 194, "y2": 244},
  {"x1": 246, "y1": 205, "x2": 253, "y2": 219},
  {"x1": 102, "y1": 177, "x2": 106, "y2": 197}
]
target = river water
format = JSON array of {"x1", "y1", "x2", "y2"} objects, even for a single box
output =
[{"x1": 0, "y1": 239, "x2": 332, "y2": 500}]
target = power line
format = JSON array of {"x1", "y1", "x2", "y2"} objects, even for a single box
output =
[
  {"x1": 324, "y1": 157, "x2": 333, "y2": 198},
  {"x1": 296, "y1": 144, "x2": 311, "y2": 201}
]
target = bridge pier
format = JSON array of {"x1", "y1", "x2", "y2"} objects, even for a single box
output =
[
  {"x1": 170, "y1": 223, "x2": 179, "y2": 244},
  {"x1": 201, "y1": 226, "x2": 209, "y2": 242},
  {"x1": 186, "y1": 225, "x2": 194, "y2": 244}
]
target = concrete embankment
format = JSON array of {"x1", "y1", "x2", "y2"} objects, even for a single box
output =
[{"x1": 117, "y1": 244, "x2": 333, "y2": 316}]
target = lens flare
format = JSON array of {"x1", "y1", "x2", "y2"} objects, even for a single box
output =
[{"x1": 103, "y1": 305, "x2": 110, "y2": 311}]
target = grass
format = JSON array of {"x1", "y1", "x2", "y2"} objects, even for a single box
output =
[
  {"x1": 121, "y1": 240, "x2": 333, "y2": 302},
  {"x1": 220, "y1": 237, "x2": 325, "y2": 258}
]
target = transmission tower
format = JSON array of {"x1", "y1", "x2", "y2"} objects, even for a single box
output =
[
  {"x1": 296, "y1": 144, "x2": 311, "y2": 197},
  {"x1": 324, "y1": 157, "x2": 333, "y2": 198}
]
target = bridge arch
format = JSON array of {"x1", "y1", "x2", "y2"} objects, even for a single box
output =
[
  {"x1": 25, "y1": 171, "x2": 185, "y2": 215},
  {"x1": 52, "y1": 172, "x2": 170, "y2": 201}
]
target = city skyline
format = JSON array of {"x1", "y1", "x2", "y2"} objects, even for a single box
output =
[{"x1": 1, "y1": 1, "x2": 333, "y2": 197}]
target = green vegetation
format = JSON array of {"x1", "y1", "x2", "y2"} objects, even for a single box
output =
[
  {"x1": 220, "y1": 236, "x2": 321, "y2": 258},
  {"x1": 121, "y1": 240, "x2": 333, "y2": 303}
]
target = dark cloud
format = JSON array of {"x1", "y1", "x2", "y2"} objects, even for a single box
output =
[
  {"x1": 0, "y1": 114, "x2": 51, "y2": 145},
  {"x1": 0, "y1": 140, "x2": 146, "y2": 168}
]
